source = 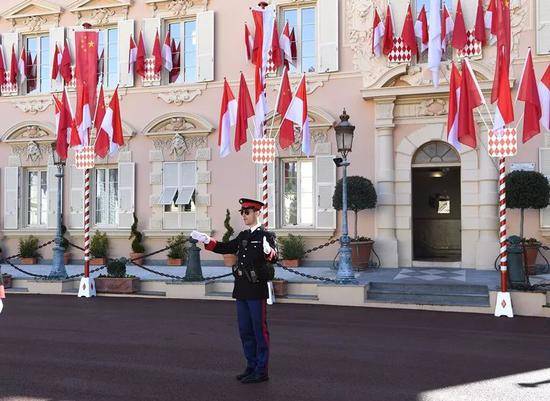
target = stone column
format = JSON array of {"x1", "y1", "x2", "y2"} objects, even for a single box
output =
[{"x1": 374, "y1": 97, "x2": 398, "y2": 267}]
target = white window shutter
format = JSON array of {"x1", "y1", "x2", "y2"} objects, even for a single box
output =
[
  {"x1": 118, "y1": 162, "x2": 135, "y2": 229},
  {"x1": 49, "y1": 27, "x2": 65, "y2": 92},
  {"x1": 315, "y1": 155, "x2": 336, "y2": 229},
  {"x1": 537, "y1": 0, "x2": 550, "y2": 55},
  {"x1": 539, "y1": 148, "x2": 550, "y2": 227},
  {"x1": 180, "y1": 161, "x2": 197, "y2": 186},
  {"x1": 143, "y1": 18, "x2": 161, "y2": 57},
  {"x1": 3, "y1": 167, "x2": 18, "y2": 229},
  {"x1": 47, "y1": 165, "x2": 58, "y2": 229},
  {"x1": 66, "y1": 26, "x2": 79, "y2": 62},
  {"x1": 118, "y1": 19, "x2": 135, "y2": 87},
  {"x1": 317, "y1": 0, "x2": 339, "y2": 73},
  {"x1": 197, "y1": 11, "x2": 215, "y2": 82},
  {"x1": 69, "y1": 167, "x2": 84, "y2": 228}
]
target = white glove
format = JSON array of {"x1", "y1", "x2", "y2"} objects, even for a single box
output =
[
  {"x1": 263, "y1": 236, "x2": 273, "y2": 255},
  {"x1": 191, "y1": 230, "x2": 210, "y2": 244}
]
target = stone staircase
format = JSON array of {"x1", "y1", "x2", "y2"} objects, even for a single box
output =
[{"x1": 366, "y1": 282, "x2": 490, "y2": 307}]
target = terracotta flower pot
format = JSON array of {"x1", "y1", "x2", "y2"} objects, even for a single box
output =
[
  {"x1": 90, "y1": 257, "x2": 107, "y2": 266},
  {"x1": 130, "y1": 253, "x2": 145, "y2": 265},
  {"x1": 63, "y1": 252, "x2": 71, "y2": 265},
  {"x1": 223, "y1": 254, "x2": 238, "y2": 267},
  {"x1": 271, "y1": 279, "x2": 288, "y2": 297},
  {"x1": 350, "y1": 240, "x2": 374, "y2": 271},
  {"x1": 167, "y1": 257, "x2": 184, "y2": 266},
  {"x1": 282, "y1": 259, "x2": 300, "y2": 268},
  {"x1": 1, "y1": 274, "x2": 12, "y2": 289},
  {"x1": 523, "y1": 244, "x2": 540, "y2": 276},
  {"x1": 20, "y1": 257, "x2": 37, "y2": 265},
  {"x1": 95, "y1": 277, "x2": 140, "y2": 294}
]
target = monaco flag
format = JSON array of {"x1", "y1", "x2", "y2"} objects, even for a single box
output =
[
  {"x1": 458, "y1": 59, "x2": 484, "y2": 149},
  {"x1": 382, "y1": 4, "x2": 394, "y2": 56},
  {"x1": 372, "y1": 8, "x2": 385, "y2": 57},
  {"x1": 73, "y1": 81, "x2": 92, "y2": 148},
  {"x1": 415, "y1": 5, "x2": 429, "y2": 53},
  {"x1": 402, "y1": 4, "x2": 418, "y2": 56},
  {"x1": 428, "y1": 0, "x2": 442, "y2": 86},
  {"x1": 163, "y1": 31, "x2": 173, "y2": 72},
  {"x1": 245, "y1": 23, "x2": 254, "y2": 62},
  {"x1": 284, "y1": 74, "x2": 310, "y2": 156},
  {"x1": 539, "y1": 65, "x2": 550, "y2": 131},
  {"x1": 18, "y1": 47, "x2": 26, "y2": 82},
  {"x1": 235, "y1": 72, "x2": 254, "y2": 152},
  {"x1": 492, "y1": 46, "x2": 514, "y2": 131},
  {"x1": 277, "y1": 66, "x2": 294, "y2": 149},
  {"x1": 447, "y1": 63, "x2": 461, "y2": 150},
  {"x1": 253, "y1": 65, "x2": 267, "y2": 138},
  {"x1": 280, "y1": 21, "x2": 293, "y2": 67},
  {"x1": 517, "y1": 48, "x2": 542, "y2": 143},
  {"x1": 441, "y1": 5, "x2": 454, "y2": 52},
  {"x1": 451, "y1": 0, "x2": 468, "y2": 50},
  {"x1": 94, "y1": 85, "x2": 108, "y2": 157},
  {"x1": 251, "y1": 4, "x2": 276, "y2": 74},
  {"x1": 99, "y1": 87, "x2": 124, "y2": 156},
  {"x1": 128, "y1": 35, "x2": 137, "y2": 73},
  {"x1": 53, "y1": 89, "x2": 73, "y2": 160},
  {"x1": 218, "y1": 79, "x2": 237, "y2": 158}
]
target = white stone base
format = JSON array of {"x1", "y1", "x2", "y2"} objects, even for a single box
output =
[
  {"x1": 494, "y1": 292, "x2": 513, "y2": 318},
  {"x1": 374, "y1": 237, "x2": 398, "y2": 267},
  {"x1": 78, "y1": 277, "x2": 97, "y2": 298}
]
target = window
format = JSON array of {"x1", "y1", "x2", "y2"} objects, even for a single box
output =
[
  {"x1": 281, "y1": 5, "x2": 316, "y2": 73},
  {"x1": 159, "y1": 162, "x2": 197, "y2": 229},
  {"x1": 167, "y1": 20, "x2": 197, "y2": 84},
  {"x1": 280, "y1": 159, "x2": 314, "y2": 227},
  {"x1": 95, "y1": 168, "x2": 119, "y2": 226},
  {"x1": 26, "y1": 169, "x2": 48, "y2": 226},
  {"x1": 98, "y1": 27, "x2": 119, "y2": 89},
  {"x1": 25, "y1": 35, "x2": 50, "y2": 94},
  {"x1": 537, "y1": 0, "x2": 550, "y2": 55}
]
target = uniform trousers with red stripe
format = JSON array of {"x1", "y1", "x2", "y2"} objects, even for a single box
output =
[{"x1": 236, "y1": 299, "x2": 270, "y2": 375}]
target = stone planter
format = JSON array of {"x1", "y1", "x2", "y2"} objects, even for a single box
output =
[
  {"x1": 223, "y1": 254, "x2": 238, "y2": 267},
  {"x1": 167, "y1": 257, "x2": 184, "y2": 266},
  {"x1": 523, "y1": 243, "x2": 540, "y2": 276},
  {"x1": 90, "y1": 257, "x2": 107, "y2": 266},
  {"x1": 282, "y1": 259, "x2": 300, "y2": 268},
  {"x1": 350, "y1": 240, "x2": 374, "y2": 271},
  {"x1": 130, "y1": 252, "x2": 145, "y2": 265},
  {"x1": 271, "y1": 279, "x2": 288, "y2": 297},
  {"x1": 1, "y1": 274, "x2": 12, "y2": 289},
  {"x1": 20, "y1": 257, "x2": 38, "y2": 265},
  {"x1": 95, "y1": 277, "x2": 139, "y2": 294}
]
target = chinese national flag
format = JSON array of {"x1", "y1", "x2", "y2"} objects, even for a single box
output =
[
  {"x1": 457, "y1": 60, "x2": 484, "y2": 148},
  {"x1": 60, "y1": 40, "x2": 72, "y2": 84},
  {"x1": 277, "y1": 67, "x2": 294, "y2": 149},
  {"x1": 401, "y1": 4, "x2": 418, "y2": 56},
  {"x1": 382, "y1": 5, "x2": 394, "y2": 56},
  {"x1": 517, "y1": 49, "x2": 542, "y2": 143},
  {"x1": 75, "y1": 30, "x2": 99, "y2": 116},
  {"x1": 152, "y1": 30, "x2": 162, "y2": 74},
  {"x1": 451, "y1": 0, "x2": 468, "y2": 50},
  {"x1": 9, "y1": 45, "x2": 17, "y2": 84},
  {"x1": 136, "y1": 31, "x2": 146, "y2": 78},
  {"x1": 234, "y1": 72, "x2": 254, "y2": 152}
]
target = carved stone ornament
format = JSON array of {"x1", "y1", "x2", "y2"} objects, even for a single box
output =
[
  {"x1": 268, "y1": 74, "x2": 328, "y2": 95},
  {"x1": 70, "y1": 1, "x2": 131, "y2": 25},
  {"x1": 416, "y1": 98, "x2": 447, "y2": 117},
  {"x1": 168, "y1": 0, "x2": 194, "y2": 16},
  {"x1": 169, "y1": 133, "x2": 188, "y2": 156},
  {"x1": 26, "y1": 141, "x2": 42, "y2": 162},
  {"x1": 90, "y1": 8, "x2": 116, "y2": 26},
  {"x1": 23, "y1": 15, "x2": 47, "y2": 31},
  {"x1": 14, "y1": 98, "x2": 52, "y2": 114},
  {"x1": 157, "y1": 88, "x2": 202, "y2": 105},
  {"x1": 1, "y1": 1, "x2": 62, "y2": 31},
  {"x1": 147, "y1": 0, "x2": 208, "y2": 17}
]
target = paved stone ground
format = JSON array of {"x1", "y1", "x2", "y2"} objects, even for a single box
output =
[{"x1": 1, "y1": 295, "x2": 549, "y2": 401}]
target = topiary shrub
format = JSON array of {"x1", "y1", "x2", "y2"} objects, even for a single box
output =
[
  {"x1": 167, "y1": 233, "x2": 187, "y2": 260},
  {"x1": 90, "y1": 231, "x2": 109, "y2": 258},
  {"x1": 506, "y1": 170, "x2": 550, "y2": 238},
  {"x1": 278, "y1": 234, "x2": 306, "y2": 260},
  {"x1": 332, "y1": 176, "x2": 377, "y2": 239},
  {"x1": 222, "y1": 209, "x2": 235, "y2": 243},
  {"x1": 19, "y1": 236, "x2": 40, "y2": 258},
  {"x1": 106, "y1": 258, "x2": 127, "y2": 278},
  {"x1": 129, "y1": 213, "x2": 145, "y2": 253}
]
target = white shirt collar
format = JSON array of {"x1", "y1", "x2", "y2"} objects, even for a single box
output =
[{"x1": 249, "y1": 223, "x2": 262, "y2": 233}]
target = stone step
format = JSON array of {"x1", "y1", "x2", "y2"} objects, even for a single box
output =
[
  {"x1": 137, "y1": 291, "x2": 166, "y2": 297},
  {"x1": 286, "y1": 294, "x2": 319, "y2": 301},
  {"x1": 5, "y1": 287, "x2": 29, "y2": 293},
  {"x1": 206, "y1": 291, "x2": 232, "y2": 298},
  {"x1": 369, "y1": 282, "x2": 489, "y2": 295}
]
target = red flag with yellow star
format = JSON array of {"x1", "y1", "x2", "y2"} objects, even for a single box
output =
[{"x1": 75, "y1": 30, "x2": 99, "y2": 116}]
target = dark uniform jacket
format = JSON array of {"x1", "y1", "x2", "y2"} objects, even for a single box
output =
[{"x1": 205, "y1": 226, "x2": 278, "y2": 300}]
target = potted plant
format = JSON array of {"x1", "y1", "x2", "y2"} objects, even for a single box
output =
[
  {"x1": 271, "y1": 276, "x2": 288, "y2": 297},
  {"x1": 129, "y1": 213, "x2": 146, "y2": 265},
  {"x1": 333, "y1": 176, "x2": 377, "y2": 270},
  {"x1": 222, "y1": 209, "x2": 238, "y2": 267},
  {"x1": 507, "y1": 171, "x2": 550, "y2": 275},
  {"x1": 19, "y1": 236, "x2": 40, "y2": 265},
  {"x1": 95, "y1": 258, "x2": 139, "y2": 294},
  {"x1": 60, "y1": 224, "x2": 71, "y2": 265},
  {"x1": 167, "y1": 233, "x2": 187, "y2": 266},
  {"x1": 90, "y1": 231, "x2": 109, "y2": 265},
  {"x1": 278, "y1": 234, "x2": 305, "y2": 267}
]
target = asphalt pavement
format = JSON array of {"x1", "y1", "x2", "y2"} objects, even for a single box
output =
[{"x1": 0, "y1": 295, "x2": 549, "y2": 401}]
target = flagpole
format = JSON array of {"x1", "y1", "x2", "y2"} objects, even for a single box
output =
[{"x1": 267, "y1": 65, "x2": 287, "y2": 139}]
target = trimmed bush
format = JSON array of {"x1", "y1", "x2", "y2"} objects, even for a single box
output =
[
  {"x1": 106, "y1": 258, "x2": 127, "y2": 278},
  {"x1": 129, "y1": 213, "x2": 145, "y2": 253},
  {"x1": 19, "y1": 236, "x2": 40, "y2": 258},
  {"x1": 90, "y1": 231, "x2": 109, "y2": 258},
  {"x1": 222, "y1": 209, "x2": 235, "y2": 243},
  {"x1": 278, "y1": 234, "x2": 306, "y2": 260},
  {"x1": 167, "y1": 233, "x2": 187, "y2": 260}
]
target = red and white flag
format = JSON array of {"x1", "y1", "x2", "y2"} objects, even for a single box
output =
[
  {"x1": 235, "y1": 72, "x2": 255, "y2": 152},
  {"x1": 474, "y1": 0, "x2": 486, "y2": 46},
  {"x1": 277, "y1": 66, "x2": 294, "y2": 149},
  {"x1": 452, "y1": 0, "x2": 468, "y2": 50},
  {"x1": 73, "y1": 81, "x2": 92, "y2": 148},
  {"x1": 99, "y1": 87, "x2": 124, "y2": 155},
  {"x1": 18, "y1": 47, "x2": 27, "y2": 83},
  {"x1": 458, "y1": 59, "x2": 484, "y2": 149},
  {"x1": 51, "y1": 43, "x2": 61, "y2": 80},
  {"x1": 428, "y1": 0, "x2": 442, "y2": 86},
  {"x1": 136, "y1": 31, "x2": 146, "y2": 78},
  {"x1": 441, "y1": 5, "x2": 454, "y2": 51},
  {"x1": 251, "y1": 4, "x2": 276, "y2": 75},
  {"x1": 539, "y1": 65, "x2": 550, "y2": 132},
  {"x1": 245, "y1": 23, "x2": 254, "y2": 62},
  {"x1": 517, "y1": 48, "x2": 542, "y2": 143},
  {"x1": 60, "y1": 40, "x2": 72, "y2": 84},
  {"x1": 372, "y1": 8, "x2": 385, "y2": 57},
  {"x1": 170, "y1": 40, "x2": 181, "y2": 82},
  {"x1": 152, "y1": 30, "x2": 162, "y2": 74},
  {"x1": 382, "y1": 4, "x2": 394, "y2": 56},
  {"x1": 253, "y1": 66, "x2": 267, "y2": 138},
  {"x1": 163, "y1": 31, "x2": 173, "y2": 72},
  {"x1": 447, "y1": 63, "x2": 461, "y2": 150},
  {"x1": 218, "y1": 79, "x2": 237, "y2": 158},
  {"x1": 9, "y1": 45, "x2": 17, "y2": 84},
  {"x1": 415, "y1": 5, "x2": 429, "y2": 53},
  {"x1": 290, "y1": 27, "x2": 297, "y2": 62},
  {"x1": 94, "y1": 85, "x2": 109, "y2": 158},
  {"x1": 128, "y1": 35, "x2": 137, "y2": 73},
  {"x1": 492, "y1": 46, "x2": 514, "y2": 131},
  {"x1": 270, "y1": 20, "x2": 283, "y2": 70},
  {"x1": 402, "y1": 4, "x2": 418, "y2": 56},
  {"x1": 280, "y1": 21, "x2": 293, "y2": 67},
  {"x1": 284, "y1": 74, "x2": 310, "y2": 155},
  {"x1": 53, "y1": 89, "x2": 73, "y2": 160},
  {"x1": 485, "y1": 0, "x2": 497, "y2": 44}
]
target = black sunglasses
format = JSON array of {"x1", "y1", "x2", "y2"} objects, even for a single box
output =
[{"x1": 240, "y1": 209, "x2": 254, "y2": 216}]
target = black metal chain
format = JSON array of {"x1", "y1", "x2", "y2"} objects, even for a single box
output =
[
  {"x1": 66, "y1": 266, "x2": 106, "y2": 279},
  {"x1": 4, "y1": 239, "x2": 56, "y2": 261},
  {"x1": 3, "y1": 258, "x2": 49, "y2": 279},
  {"x1": 276, "y1": 261, "x2": 337, "y2": 283}
]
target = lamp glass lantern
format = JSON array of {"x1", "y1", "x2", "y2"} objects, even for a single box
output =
[
  {"x1": 50, "y1": 142, "x2": 66, "y2": 166},
  {"x1": 334, "y1": 109, "x2": 355, "y2": 156}
]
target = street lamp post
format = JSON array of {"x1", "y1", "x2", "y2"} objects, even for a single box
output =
[
  {"x1": 333, "y1": 110, "x2": 357, "y2": 284},
  {"x1": 49, "y1": 143, "x2": 67, "y2": 279}
]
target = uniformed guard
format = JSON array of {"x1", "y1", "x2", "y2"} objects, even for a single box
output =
[{"x1": 191, "y1": 198, "x2": 277, "y2": 384}]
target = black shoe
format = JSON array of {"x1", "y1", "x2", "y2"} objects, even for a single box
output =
[
  {"x1": 241, "y1": 372, "x2": 269, "y2": 384},
  {"x1": 236, "y1": 368, "x2": 255, "y2": 381}
]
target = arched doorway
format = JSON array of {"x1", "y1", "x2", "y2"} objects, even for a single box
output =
[{"x1": 411, "y1": 141, "x2": 461, "y2": 262}]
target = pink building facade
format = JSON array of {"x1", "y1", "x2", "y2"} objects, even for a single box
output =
[{"x1": 0, "y1": 0, "x2": 548, "y2": 269}]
